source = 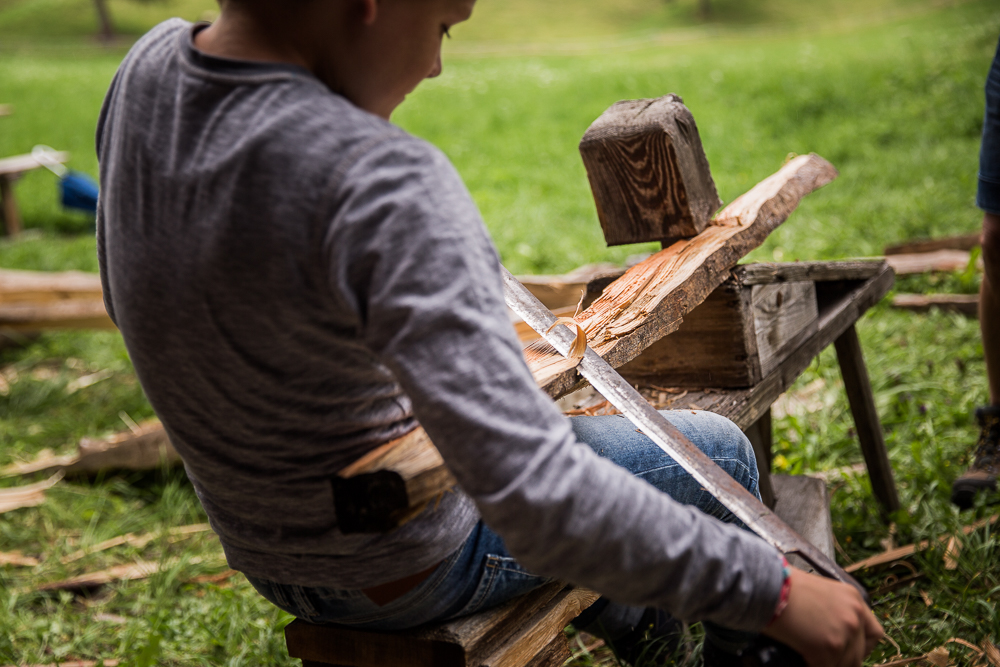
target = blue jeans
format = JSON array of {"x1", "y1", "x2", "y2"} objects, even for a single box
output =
[
  {"x1": 248, "y1": 410, "x2": 760, "y2": 650},
  {"x1": 978, "y1": 36, "x2": 1000, "y2": 215}
]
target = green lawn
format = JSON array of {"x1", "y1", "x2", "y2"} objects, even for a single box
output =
[{"x1": 1, "y1": 0, "x2": 999, "y2": 664}]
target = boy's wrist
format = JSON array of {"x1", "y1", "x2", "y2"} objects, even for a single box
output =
[{"x1": 766, "y1": 555, "x2": 792, "y2": 627}]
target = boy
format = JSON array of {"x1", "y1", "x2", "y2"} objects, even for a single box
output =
[
  {"x1": 952, "y1": 35, "x2": 1000, "y2": 511},
  {"x1": 95, "y1": 0, "x2": 881, "y2": 664}
]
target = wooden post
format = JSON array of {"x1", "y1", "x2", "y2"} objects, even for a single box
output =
[
  {"x1": 744, "y1": 409, "x2": 775, "y2": 509},
  {"x1": 0, "y1": 175, "x2": 21, "y2": 236},
  {"x1": 579, "y1": 95, "x2": 722, "y2": 246},
  {"x1": 833, "y1": 324, "x2": 900, "y2": 516}
]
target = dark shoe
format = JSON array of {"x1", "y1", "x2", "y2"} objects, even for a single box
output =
[
  {"x1": 951, "y1": 406, "x2": 1000, "y2": 510},
  {"x1": 702, "y1": 636, "x2": 806, "y2": 667},
  {"x1": 610, "y1": 607, "x2": 683, "y2": 666}
]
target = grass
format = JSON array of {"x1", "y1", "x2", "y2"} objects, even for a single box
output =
[{"x1": 1, "y1": 0, "x2": 999, "y2": 664}]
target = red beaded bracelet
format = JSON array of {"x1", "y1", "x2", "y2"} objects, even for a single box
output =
[{"x1": 767, "y1": 556, "x2": 792, "y2": 626}]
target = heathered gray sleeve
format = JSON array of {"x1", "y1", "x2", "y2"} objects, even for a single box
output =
[{"x1": 323, "y1": 137, "x2": 785, "y2": 631}]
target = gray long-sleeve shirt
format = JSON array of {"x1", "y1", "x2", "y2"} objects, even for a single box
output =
[{"x1": 95, "y1": 19, "x2": 784, "y2": 631}]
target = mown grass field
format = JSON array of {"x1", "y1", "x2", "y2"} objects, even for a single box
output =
[{"x1": 1, "y1": 0, "x2": 999, "y2": 664}]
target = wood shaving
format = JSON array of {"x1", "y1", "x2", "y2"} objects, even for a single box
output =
[
  {"x1": 0, "y1": 551, "x2": 39, "y2": 567},
  {"x1": 61, "y1": 523, "x2": 212, "y2": 564},
  {"x1": 546, "y1": 317, "x2": 588, "y2": 361},
  {"x1": 943, "y1": 535, "x2": 960, "y2": 571},
  {"x1": 0, "y1": 473, "x2": 63, "y2": 514}
]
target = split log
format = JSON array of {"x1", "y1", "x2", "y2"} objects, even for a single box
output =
[
  {"x1": 337, "y1": 155, "x2": 837, "y2": 532},
  {"x1": 884, "y1": 233, "x2": 981, "y2": 256},
  {"x1": 0, "y1": 473, "x2": 62, "y2": 514},
  {"x1": 580, "y1": 95, "x2": 722, "y2": 246},
  {"x1": 1, "y1": 420, "x2": 180, "y2": 478},
  {"x1": 892, "y1": 293, "x2": 979, "y2": 317},
  {"x1": 884, "y1": 250, "x2": 974, "y2": 275}
]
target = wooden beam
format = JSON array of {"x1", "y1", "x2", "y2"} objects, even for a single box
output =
[
  {"x1": 336, "y1": 157, "x2": 838, "y2": 533},
  {"x1": 523, "y1": 153, "x2": 838, "y2": 399},
  {"x1": 0, "y1": 268, "x2": 104, "y2": 304},
  {"x1": 579, "y1": 95, "x2": 722, "y2": 246},
  {"x1": 884, "y1": 250, "x2": 972, "y2": 275},
  {"x1": 0, "y1": 299, "x2": 115, "y2": 331},
  {"x1": 892, "y1": 293, "x2": 979, "y2": 317},
  {"x1": 884, "y1": 233, "x2": 981, "y2": 256},
  {"x1": 834, "y1": 324, "x2": 900, "y2": 515}
]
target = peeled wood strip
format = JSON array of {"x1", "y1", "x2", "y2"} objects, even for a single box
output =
[
  {"x1": 61, "y1": 523, "x2": 212, "y2": 564},
  {"x1": 0, "y1": 473, "x2": 62, "y2": 514}
]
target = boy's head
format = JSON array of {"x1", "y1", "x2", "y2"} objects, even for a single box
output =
[{"x1": 204, "y1": 0, "x2": 476, "y2": 119}]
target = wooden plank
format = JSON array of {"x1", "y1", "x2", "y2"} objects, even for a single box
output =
[
  {"x1": 732, "y1": 260, "x2": 884, "y2": 285},
  {"x1": 752, "y1": 281, "x2": 818, "y2": 376},
  {"x1": 0, "y1": 299, "x2": 115, "y2": 331},
  {"x1": 0, "y1": 175, "x2": 21, "y2": 237},
  {"x1": 335, "y1": 157, "x2": 838, "y2": 533},
  {"x1": 834, "y1": 324, "x2": 900, "y2": 515},
  {"x1": 617, "y1": 280, "x2": 760, "y2": 387},
  {"x1": 771, "y1": 474, "x2": 835, "y2": 567},
  {"x1": 885, "y1": 250, "x2": 971, "y2": 275},
  {"x1": 885, "y1": 233, "x2": 981, "y2": 256},
  {"x1": 579, "y1": 95, "x2": 722, "y2": 245},
  {"x1": 423, "y1": 582, "x2": 566, "y2": 653},
  {"x1": 0, "y1": 151, "x2": 68, "y2": 176},
  {"x1": 524, "y1": 154, "x2": 838, "y2": 400},
  {"x1": 892, "y1": 293, "x2": 979, "y2": 317},
  {"x1": 0, "y1": 268, "x2": 104, "y2": 304},
  {"x1": 477, "y1": 588, "x2": 599, "y2": 667}
]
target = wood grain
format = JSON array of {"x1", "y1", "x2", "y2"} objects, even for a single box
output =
[
  {"x1": 752, "y1": 281, "x2": 818, "y2": 376},
  {"x1": 580, "y1": 95, "x2": 722, "y2": 245}
]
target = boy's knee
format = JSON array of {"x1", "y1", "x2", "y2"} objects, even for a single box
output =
[
  {"x1": 983, "y1": 213, "x2": 1000, "y2": 264},
  {"x1": 666, "y1": 410, "x2": 758, "y2": 481}
]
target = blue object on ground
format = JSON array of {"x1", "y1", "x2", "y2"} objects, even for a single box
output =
[{"x1": 60, "y1": 171, "x2": 99, "y2": 214}]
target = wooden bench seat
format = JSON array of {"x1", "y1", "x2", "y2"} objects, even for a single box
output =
[
  {"x1": 0, "y1": 150, "x2": 69, "y2": 236},
  {"x1": 284, "y1": 582, "x2": 599, "y2": 667}
]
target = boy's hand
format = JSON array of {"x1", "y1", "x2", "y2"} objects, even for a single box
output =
[{"x1": 761, "y1": 568, "x2": 884, "y2": 667}]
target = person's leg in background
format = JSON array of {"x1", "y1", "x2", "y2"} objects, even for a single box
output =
[{"x1": 952, "y1": 35, "x2": 1000, "y2": 510}]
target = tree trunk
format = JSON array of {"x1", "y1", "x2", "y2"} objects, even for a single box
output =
[{"x1": 93, "y1": 0, "x2": 114, "y2": 42}]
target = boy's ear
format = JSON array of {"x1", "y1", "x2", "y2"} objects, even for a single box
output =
[{"x1": 360, "y1": 0, "x2": 378, "y2": 25}]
